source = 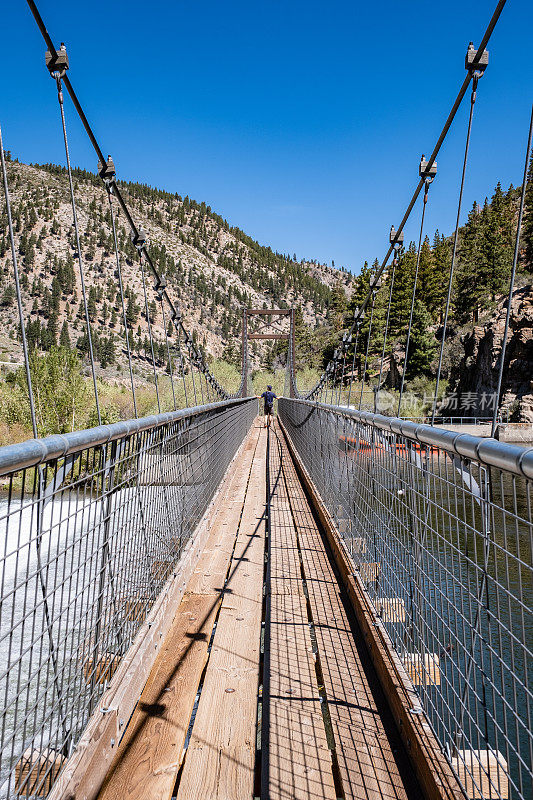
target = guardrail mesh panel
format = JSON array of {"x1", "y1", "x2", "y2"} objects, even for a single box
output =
[
  {"x1": 0, "y1": 398, "x2": 256, "y2": 799},
  {"x1": 279, "y1": 398, "x2": 532, "y2": 800}
]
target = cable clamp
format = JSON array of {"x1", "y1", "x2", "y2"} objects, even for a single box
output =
[
  {"x1": 390, "y1": 224, "x2": 404, "y2": 248},
  {"x1": 98, "y1": 155, "x2": 116, "y2": 181},
  {"x1": 130, "y1": 228, "x2": 148, "y2": 249},
  {"x1": 45, "y1": 43, "x2": 69, "y2": 77},
  {"x1": 465, "y1": 41, "x2": 488, "y2": 77},
  {"x1": 419, "y1": 155, "x2": 437, "y2": 182},
  {"x1": 154, "y1": 274, "x2": 167, "y2": 300}
]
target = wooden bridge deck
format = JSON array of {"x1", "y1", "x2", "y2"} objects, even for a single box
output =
[{"x1": 97, "y1": 420, "x2": 422, "y2": 800}]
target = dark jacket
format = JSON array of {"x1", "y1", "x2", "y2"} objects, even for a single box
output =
[{"x1": 261, "y1": 390, "x2": 277, "y2": 408}]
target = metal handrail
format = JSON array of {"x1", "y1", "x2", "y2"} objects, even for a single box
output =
[
  {"x1": 0, "y1": 398, "x2": 253, "y2": 476},
  {"x1": 288, "y1": 399, "x2": 533, "y2": 479},
  {"x1": 0, "y1": 398, "x2": 257, "y2": 799},
  {"x1": 279, "y1": 396, "x2": 533, "y2": 800}
]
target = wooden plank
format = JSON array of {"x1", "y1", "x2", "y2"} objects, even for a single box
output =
[
  {"x1": 264, "y1": 428, "x2": 337, "y2": 800},
  {"x1": 248, "y1": 333, "x2": 289, "y2": 340},
  {"x1": 50, "y1": 423, "x2": 259, "y2": 800},
  {"x1": 83, "y1": 652, "x2": 121, "y2": 686},
  {"x1": 15, "y1": 749, "x2": 65, "y2": 797},
  {"x1": 246, "y1": 309, "x2": 291, "y2": 315},
  {"x1": 279, "y1": 418, "x2": 465, "y2": 800},
  {"x1": 379, "y1": 598, "x2": 406, "y2": 623},
  {"x1": 358, "y1": 562, "x2": 380, "y2": 584},
  {"x1": 451, "y1": 750, "x2": 508, "y2": 799},
  {"x1": 330, "y1": 722, "x2": 413, "y2": 800},
  {"x1": 403, "y1": 653, "x2": 441, "y2": 687},
  {"x1": 175, "y1": 427, "x2": 267, "y2": 800},
  {"x1": 97, "y1": 425, "x2": 261, "y2": 800},
  {"x1": 279, "y1": 435, "x2": 415, "y2": 799},
  {"x1": 267, "y1": 702, "x2": 335, "y2": 800},
  {"x1": 98, "y1": 594, "x2": 220, "y2": 800}
]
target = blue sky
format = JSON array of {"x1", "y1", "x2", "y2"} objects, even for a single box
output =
[{"x1": 2, "y1": 0, "x2": 532, "y2": 274}]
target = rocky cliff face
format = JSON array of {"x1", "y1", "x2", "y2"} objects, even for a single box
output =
[{"x1": 450, "y1": 283, "x2": 533, "y2": 421}]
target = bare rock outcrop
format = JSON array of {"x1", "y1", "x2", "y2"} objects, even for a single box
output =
[{"x1": 450, "y1": 284, "x2": 533, "y2": 421}]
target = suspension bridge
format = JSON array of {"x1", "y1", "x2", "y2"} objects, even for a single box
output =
[{"x1": 0, "y1": 0, "x2": 532, "y2": 798}]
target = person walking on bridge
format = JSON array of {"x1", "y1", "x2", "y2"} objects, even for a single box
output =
[{"x1": 261, "y1": 385, "x2": 277, "y2": 428}]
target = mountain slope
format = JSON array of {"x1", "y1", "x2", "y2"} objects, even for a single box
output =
[{"x1": 0, "y1": 158, "x2": 352, "y2": 375}]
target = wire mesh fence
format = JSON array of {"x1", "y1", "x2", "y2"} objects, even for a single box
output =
[
  {"x1": 0, "y1": 397, "x2": 256, "y2": 799},
  {"x1": 279, "y1": 397, "x2": 532, "y2": 800}
]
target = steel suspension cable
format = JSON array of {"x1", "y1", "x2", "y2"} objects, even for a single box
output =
[
  {"x1": 202, "y1": 364, "x2": 209, "y2": 403},
  {"x1": 330, "y1": 346, "x2": 341, "y2": 405},
  {"x1": 187, "y1": 338, "x2": 199, "y2": 406},
  {"x1": 196, "y1": 356, "x2": 205, "y2": 405},
  {"x1": 1, "y1": 126, "x2": 70, "y2": 746},
  {"x1": 296, "y1": 1, "x2": 508, "y2": 401},
  {"x1": 54, "y1": 73, "x2": 101, "y2": 424},
  {"x1": 137, "y1": 246, "x2": 161, "y2": 413},
  {"x1": 26, "y1": 0, "x2": 228, "y2": 401},
  {"x1": 337, "y1": 332, "x2": 351, "y2": 405},
  {"x1": 176, "y1": 322, "x2": 189, "y2": 407},
  {"x1": 203, "y1": 362, "x2": 212, "y2": 403},
  {"x1": 346, "y1": 316, "x2": 362, "y2": 407},
  {"x1": 157, "y1": 282, "x2": 177, "y2": 410},
  {"x1": 431, "y1": 68, "x2": 483, "y2": 425},
  {"x1": 205, "y1": 374, "x2": 211, "y2": 404},
  {"x1": 376, "y1": 255, "x2": 397, "y2": 412},
  {"x1": 204, "y1": 368, "x2": 211, "y2": 403},
  {"x1": 353, "y1": 0, "x2": 506, "y2": 325},
  {"x1": 491, "y1": 104, "x2": 533, "y2": 437},
  {"x1": 0, "y1": 126, "x2": 38, "y2": 439},
  {"x1": 358, "y1": 290, "x2": 377, "y2": 410},
  {"x1": 326, "y1": 360, "x2": 335, "y2": 405},
  {"x1": 321, "y1": 364, "x2": 328, "y2": 403},
  {"x1": 25, "y1": 0, "x2": 508, "y2": 409},
  {"x1": 397, "y1": 170, "x2": 435, "y2": 418},
  {"x1": 106, "y1": 182, "x2": 138, "y2": 417}
]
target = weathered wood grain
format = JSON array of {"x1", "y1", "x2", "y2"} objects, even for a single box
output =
[
  {"x1": 175, "y1": 427, "x2": 267, "y2": 800},
  {"x1": 94, "y1": 425, "x2": 261, "y2": 800}
]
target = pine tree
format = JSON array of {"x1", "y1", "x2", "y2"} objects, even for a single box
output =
[
  {"x1": 1, "y1": 284, "x2": 15, "y2": 307},
  {"x1": 100, "y1": 336, "x2": 115, "y2": 368},
  {"x1": 523, "y1": 147, "x2": 533, "y2": 270},
  {"x1": 87, "y1": 286, "x2": 98, "y2": 321},
  {"x1": 455, "y1": 202, "x2": 484, "y2": 321},
  {"x1": 390, "y1": 243, "x2": 416, "y2": 338},
  {"x1": 481, "y1": 183, "x2": 513, "y2": 298},
  {"x1": 431, "y1": 232, "x2": 451, "y2": 322},
  {"x1": 348, "y1": 261, "x2": 372, "y2": 315},
  {"x1": 405, "y1": 300, "x2": 438, "y2": 379},
  {"x1": 59, "y1": 321, "x2": 71, "y2": 349}
]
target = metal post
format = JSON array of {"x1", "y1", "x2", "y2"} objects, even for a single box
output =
[
  {"x1": 290, "y1": 308, "x2": 296, "y2": 399},
  {"x1": 242, "y1": 309, "x2": 248, "y2": 398}
]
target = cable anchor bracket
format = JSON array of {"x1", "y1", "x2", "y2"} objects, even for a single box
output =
[
  {"x1": 465, "y1": 41, "x2": 488, "y2": 78},
  {"x1": 154, "y1": 274, "x2": 167, "y2": 301},
  {"x1": 419, "y1": 154, "x2": 437, "y2": 185},
  {"x1": 45, "y1": 43, "x2": 69, "y2": 78},
  {"x1": 390, "y1": 225, "x2": 404, "y2": 250},
  {"x1": 98, "y1": 155, "x2": 116, "y2": 185},
  {"x1": 130, "y1": 228, "x2": 148, "y2": 251}
]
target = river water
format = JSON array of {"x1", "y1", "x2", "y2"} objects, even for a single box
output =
[{"x1": 0, "y1": 482, "x2": 189, "y2": 799}]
